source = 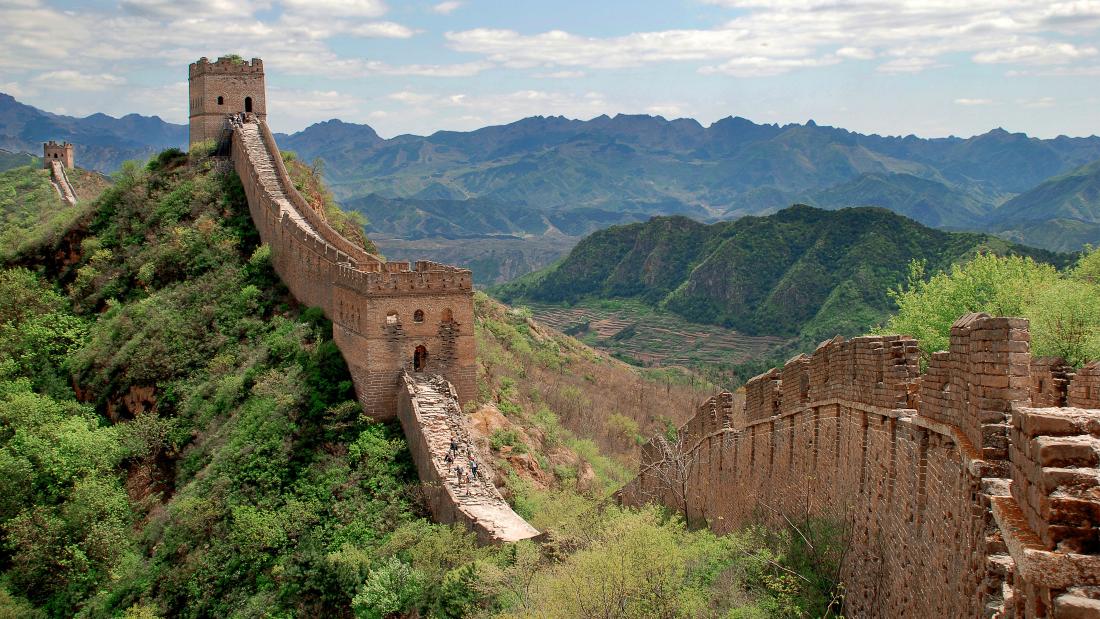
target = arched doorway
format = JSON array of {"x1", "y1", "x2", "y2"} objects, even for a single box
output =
[
  {"x1": 245, "y1": 96, "x2": 253, "y2": 113},
  {"x1": 413, "y1": 345, "x2": 428, "y2": 372}
]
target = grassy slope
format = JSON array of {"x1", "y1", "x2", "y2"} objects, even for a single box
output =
[
  {"x1": 0, "y1": 147, "x2": 822, "y2": 618},
  {"x1": 0, "y1": 164, "x2": 110, "y2": 261}
]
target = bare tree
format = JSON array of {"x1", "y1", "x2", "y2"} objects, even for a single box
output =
[{"x1": 637, "y1": 429, "x2": 706, "y2": 525}]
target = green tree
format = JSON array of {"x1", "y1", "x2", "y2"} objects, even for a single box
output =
[{"x1": 882, "y1": 252, "x2": 1100, "y2": 365}]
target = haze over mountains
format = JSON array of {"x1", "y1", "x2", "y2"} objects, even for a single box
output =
[{"x1": 3, "y1": 92, "x2": 1099, "y2": 268}]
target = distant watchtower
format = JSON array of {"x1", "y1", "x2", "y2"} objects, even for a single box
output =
[
  {"x1": 188, "y1": 56, "x2": 266, "y2": 147},
  {"x1": 42, "y1": 141, "x2": 73, "y2": 169}
]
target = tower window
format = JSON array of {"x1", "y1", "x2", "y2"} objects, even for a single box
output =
[
  {"x1": 217, "y1": 96, "x2": 224, "y2": 105},
  {"x1": 386, "y1": 311, "x2": 398, "y2": 325},
  {"x1": 245, "y1": 96, "x2": 253, "y2": 113},
  {"x1": 413, "y1": 309, "x2": 425, "y2": 323}
]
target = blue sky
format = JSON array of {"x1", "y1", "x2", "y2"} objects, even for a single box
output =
[{"x1": 1, "y1": 0, "x2": 1098, "y2": 138}]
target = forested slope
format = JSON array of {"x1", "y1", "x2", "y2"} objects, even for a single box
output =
[
  {"x1": 496, "y1": 205, "x2": 1069, "y2": 345},
  {"x1": 0, "y1": 147, "x2": 840, "y2": 618}
]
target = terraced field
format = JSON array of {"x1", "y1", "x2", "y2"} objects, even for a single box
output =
[{"x1": 525, "y1": 300, "x2": 788, "y2": 370}]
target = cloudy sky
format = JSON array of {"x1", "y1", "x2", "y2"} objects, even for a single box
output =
[{"x1": 1, "y1": 0, "x2": 1099, "y2": 138}]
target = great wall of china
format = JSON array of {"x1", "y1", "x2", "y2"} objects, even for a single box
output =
[
  {"x1": 621, "y1": 314, "x2": 1100, "y2": 618},
  {"x1": 43, "y1": 140, "x2": 76, "y2": 206},
  {"x1": 189, "y1": 56, "x2": 538, "y2": 543},
  {"x1": 186, "y1": 55, "x2": 1100, "y2": 610}
]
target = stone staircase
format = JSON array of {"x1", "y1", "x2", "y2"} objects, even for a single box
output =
[
  {"x1": 235, "y1": 121, "x2": 322, "y2": 242},
  {"x1": 49, "y1": 160, "x2": 76, "y2": 206},
  {"x1": 401, "y1": 372, "x2": 541, "y2": 543}
]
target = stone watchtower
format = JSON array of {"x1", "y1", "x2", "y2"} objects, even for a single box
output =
[
  {"x1": 188, "y1": 56, "x2": 266, "y2": 147},
  {"x1": 42, "y1": 141, "x2": 73, "y2": 168}
]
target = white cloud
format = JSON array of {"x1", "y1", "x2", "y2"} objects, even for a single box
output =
[
  {"x1": 534, "y1": 70, "x2": 586, "y2": 78},
  {"x1": 700, "y1": 55, "x2": 840, "y2": 76},
  {"x1": 645, "y1": 104, "x2": 684, "y2": 117},
  {"x1": 974, "y1": 42, "x2": 1098, "y2": 65},
  {"x1": 836, "y1": 47, "x2": 875, "y2": 60},
  {"x1": 1020, "y1": 96, "x2": 1056, "y2": 108},
  {"x1": 433, "y1": 1, "x2": 463, "y2": 15},
  {"x1": 370, "y1": 88, "x2": 620, "y2": 133},
  {"x1": 445, "y1": 1, "x2": 1100, "y2": 77},
  {"x1": 389, "y1": 90, "x2": 435, "y2": 104},
  {"x1": 877, "y1": 57, "x2": 943, "y2": 74},
  {"x1": 346, "y1": 21, "x2": 417, "y2": 38},
  {"x1": 954, "y1": 98, "x2": 993, "y2": 106},
  {"x1": 280, "y1": 0, "x2": 387, "y2": 18},
  {"x1": 32, "y1": 70, "x2": 126, "y2": 91}
]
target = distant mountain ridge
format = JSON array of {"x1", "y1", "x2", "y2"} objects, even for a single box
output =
[
  {"x1": 0, "y1": 93, "x2": 186, "y2": 172},
  {"x1": 271, "y1": 111, "x2": 1100, "y2": 252},
  {"x1": 494, "y1": 205, "x2": 1070, "y2": 344},
  {"x1": 987, "y1": 159, "x2": 1100, "y2": 252},
  {"x1": 4, "y1": 92, "x2": 1099, "y2": 257}
]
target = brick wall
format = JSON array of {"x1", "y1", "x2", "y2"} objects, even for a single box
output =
[
  {"x1": 621, "y1": 313, "x2": 1100, "y2": 618},
  {"x1": 229, "y1": 118, "x2": 478, "y2": 422}
]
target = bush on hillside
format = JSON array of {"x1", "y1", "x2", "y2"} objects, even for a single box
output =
[{"x1": 882, "y1": 250, "x2": 1100, "y2": 366}]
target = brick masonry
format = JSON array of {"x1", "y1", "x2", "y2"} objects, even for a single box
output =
[
  {"x1": 621, "y1": 313, "x2": 1100, "y2": 618},
  {"x1": 192, "y1": 58, "x2": 517, "y2": 539}
]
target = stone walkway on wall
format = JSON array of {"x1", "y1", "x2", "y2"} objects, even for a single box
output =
[
  {"x1": 404, "y1": 373, "x2": 541, "y2": 543},
  {"x1": 49, "y1": 160, "x2": 76, "y2": 206},
  {"x1": 235, "y1": 122, "x2": 323, "y2": 243}
]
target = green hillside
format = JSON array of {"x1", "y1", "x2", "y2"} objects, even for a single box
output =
[
  {"x1": 0, "y1": 164, "x2": 110, "y2": 261},
  {"x1": 496, "y1": 205, "x2": 1069, "y2": 344},
  {"x1": 0, "y1": 149, "x2": 36, "y2": 171},
  {"x1": 807, "y1": 172, "x2": 992, "y2": 229},
  {"x1": 989, "y1": 159, "x2": 1100, "y2": 251},
  {"x1": 0, "y1": 146, "x2": 836, "y2": 618}
]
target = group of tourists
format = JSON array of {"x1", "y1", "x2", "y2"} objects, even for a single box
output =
[{"x1": 444, "y1": 438, "x2": 480, "y2": 494}]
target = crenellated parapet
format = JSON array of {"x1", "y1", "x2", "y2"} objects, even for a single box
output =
[
  {"x1": 623, "y1": 313, "x2": 1100, "y2": 618},
  {"x1": 189, "y1": 56, "x2": 264, "y2": 77},
  {"x1": 229, "y1": 114, "x2": 476, "y2": 421},
  {"x1": 199, "y1": 55, "x2": 518, "y2": 545}
]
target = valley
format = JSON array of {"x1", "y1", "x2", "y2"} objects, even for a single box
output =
[{"x1": 524, "y1": 299, "x2": 787, "y2": 376}]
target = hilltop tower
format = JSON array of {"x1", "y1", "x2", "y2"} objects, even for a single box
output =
[
  {"x1": 42, "y1": 141, "x2": 73, "y2": 169},
  {"x1": 188, "y1": 56, "x2": 266, "y2": 147}
]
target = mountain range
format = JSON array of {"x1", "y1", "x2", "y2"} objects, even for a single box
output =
[
  {"x1": 494, "y1": 205, "x2": 1069, "y2": 344},
  {"x1": 3, "y1": 92, "x2": 1098, "y2": 261},
  {"x1": 0, "y1": 93, "x2": 186, "y2": 172}
]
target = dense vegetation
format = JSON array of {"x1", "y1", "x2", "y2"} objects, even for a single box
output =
[
  {"x1": 496, "y1": 205, "x2": 1069, "y2": 346},
  {"x1": 883, "y1": 250, "x2": 1100, "y2": 366},
  {"x1": 0, "y1": 164, "x2": 109, "y2": 261},
  {"x1": 0, "y1": 146, "x2": 847, "y2": 617}
]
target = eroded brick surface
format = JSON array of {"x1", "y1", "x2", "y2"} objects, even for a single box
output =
[{"x1": 623, "y1": 313, "x2": 1100, "y2": 618}]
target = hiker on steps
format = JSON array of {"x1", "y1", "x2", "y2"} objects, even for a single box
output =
[{"x1": 470, "y1": 460, "x2": 479, "y2": 479}]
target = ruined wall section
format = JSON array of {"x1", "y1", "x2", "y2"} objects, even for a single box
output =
[
  {"x1": 397, "y1": 373, "x2": 540, "y2": 544},
  {"x1": 48, "y1": 159, "x2": 77, "y2": 206},
  {"x1": 622, "y1": 313, "x2": 1100, "y2": 618}
]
